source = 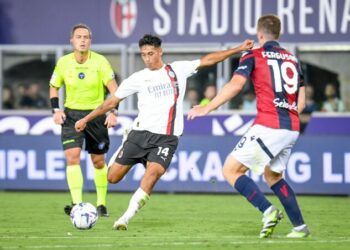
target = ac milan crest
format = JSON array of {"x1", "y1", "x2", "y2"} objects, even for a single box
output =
[{"x1": 110, "y1": 0, "x2": 137, "y2": 38}]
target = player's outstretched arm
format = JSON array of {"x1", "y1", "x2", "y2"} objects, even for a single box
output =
[
  {"x1": 187, "y1": 74, "x2": 247, "y2": 120},
  {"x1": 75, "y1": 95, "x2": 121, "y2": 132},
  {"x1": 197, "y1": 39, "x2": 254, "y2": 69}
]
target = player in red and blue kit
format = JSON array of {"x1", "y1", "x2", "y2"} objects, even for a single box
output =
[
  {"x1": 188, "y1": 14, "x2": 310, "y2": 238},
  {"x1": 238, "y1": 43, "x2": 302, "y2": 131}
]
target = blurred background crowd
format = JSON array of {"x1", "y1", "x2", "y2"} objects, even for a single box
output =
[{"x1": 1, "y1": 65, "x2": 346, "y2": 113}]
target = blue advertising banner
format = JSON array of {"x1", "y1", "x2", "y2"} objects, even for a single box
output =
[
  {"x1": 1, "y1": 113, "x2": 349, "y2": 136},
  {"x1": 1, "y1": 0, "x2": 350, "y2": 44},
  {"x1": 0, "y1": 134, "x2": 349, "y2": 194}
]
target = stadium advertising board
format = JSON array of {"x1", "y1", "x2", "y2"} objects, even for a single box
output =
[
  {"x1": 0, "y1": 114, "x2": 349, "y2": 195},
  {"x1": 1, "y1": 114, "x2": 349, "y2": 136},
  {"x1": 1, "y1": 0, "x2": 350, "y2": 44},
  {"x1": 0, "y1": 135, "x2": 349, "y2": 194}
]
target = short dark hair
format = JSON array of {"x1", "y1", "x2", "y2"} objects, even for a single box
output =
[
  {"x1": 257, "y1": 15, "x2": 281, "y2": 39},
  {"x1": 71, "y1": 23, "x2": 92, "y2": 38},
  {"x1": 139, "y1": 34, "x2": 162, "y2": 48}
]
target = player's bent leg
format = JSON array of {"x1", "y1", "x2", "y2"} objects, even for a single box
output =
[
  {"x1": 140, "y1": 162, "x2": 166, "y2": 194},
  {"x1": 113, "y1": 186, "x2": 150, "y2": 231},
  {"x1": 264, "y1": 167, "x2": 283, "y2": 187},
  {"x1": 223, "y1": 156, "x2": 273, "y2": 215},
  {"x1": 91, "y1": 154, "x2": 109, "y2": 217},
  {"x1": 113, "y1": 162, "x2": 164, "y2": 231},
  {"x1": 223, "y1": 155, "x2": 282, "y2": 238},
  {"x1": 64, "y1": 147, "x2": 83, "y2": 216},
  {"x1": 265, "y1": 167, "x2": 310, "y2": 238},
  {"x1": 253, "y1": 167, "x2": 283, "y2": 238},
  {"x1": 107, "y1": 163, "x2": 131, "y2": 184},
  {"x1": 222, "y1": 155, "x2": 249, "y2": 186},
  {"x1": 107, "y1": 145, "x2": 122, "y2": 167}
]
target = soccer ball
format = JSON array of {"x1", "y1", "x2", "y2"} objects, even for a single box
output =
[{"x1": 70, "y1": 202, "x2": 98, "y2": 230}]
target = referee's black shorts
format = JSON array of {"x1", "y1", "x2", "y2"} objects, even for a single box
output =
[
  {"x1": 114, "y1": 130, "x2": 178, "y2": 169},
  {"x1": 61, "y1": 108, "x2": 109, "y2": 154}
]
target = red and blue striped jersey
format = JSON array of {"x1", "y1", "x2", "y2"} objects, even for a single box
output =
[{"x1": 234, "y1": 41, "x2": 304, "y2": 131}]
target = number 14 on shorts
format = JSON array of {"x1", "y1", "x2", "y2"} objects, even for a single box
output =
[{"x1": 157, "y1": 147, "x2": 169, "y2": 161}]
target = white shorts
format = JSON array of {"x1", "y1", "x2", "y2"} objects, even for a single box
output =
[{"x1": 230, "y1": 124, "x2": 299, "y2": 175}]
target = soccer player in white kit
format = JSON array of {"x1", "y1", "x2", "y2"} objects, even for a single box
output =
[{"x1": 75, "y1": 34, "x2": 253, "y2": 230}]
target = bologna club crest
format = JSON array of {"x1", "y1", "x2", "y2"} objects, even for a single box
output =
[{"x1": 110, "y1": 0, "x2": 137, "y2": 38}]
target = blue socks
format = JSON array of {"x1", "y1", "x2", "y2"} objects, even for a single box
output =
[
  {"x1": 234, "y1": 175, "x2": 305, "y2": 227},
  {"x1": 271, "y1": 179, "x2": 305, "y2": 227},
  {"x1": 234, "y1": 175, "x2": 272, "y2": 213}
]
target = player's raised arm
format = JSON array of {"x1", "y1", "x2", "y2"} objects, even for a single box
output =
[
  {"x1": 187, "y1": 74, "x2": 247, "y2": 120},
  {"x1": 75, "y1": 95, "x2": 121, "y2": 132},
  {"x1": 197, "y1": 39, "x2": 254, "y2": 70}
]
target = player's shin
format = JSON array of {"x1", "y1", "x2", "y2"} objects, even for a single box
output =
[
  {"x1": 123, "y1": 187, "x2": 150, "y2": 222},
  {"x1": 234, "y1": 175, "x2": 272, "y2": 213},
  {"x1": 113, "y1": 187, "x2": 150, "y2": 230},
  {"x1": 270, "y1": 179, "x2": 305, "y2": 227}
]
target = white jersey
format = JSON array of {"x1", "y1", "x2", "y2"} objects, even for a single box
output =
[{"x1": 115, "y1": 59, "x2": 200, "y2": 136}]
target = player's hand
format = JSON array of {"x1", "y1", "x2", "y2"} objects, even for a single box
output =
[
  {"x1": 52, "y1": 110, "x2": 66, "y2": 125},
  {"x1": 187, "y1": 105, "x2": 211, "y2": 120},
  {"x1": 75, "y1": 118, "x2": 87, "y2": 132},
  {"x1": 239, "y1": 39, "x2": 254, "y2": 51},
  {"x1": 104, "y1": 112, "x2": 117, "y2": 128}
]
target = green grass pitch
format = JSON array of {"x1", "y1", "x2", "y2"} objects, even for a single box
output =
[{"x1": 0, "y1": 192, "x2": 349, "y2": 250}]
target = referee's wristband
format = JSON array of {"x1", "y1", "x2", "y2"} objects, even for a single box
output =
[{"x1": 50, "y1": 97, "x2": 59, "y2": 113}]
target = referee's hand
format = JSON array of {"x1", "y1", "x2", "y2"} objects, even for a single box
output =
[
  {"x1": 75, "y1": 118, "x2": 87, "y2": 132},
  {"x1": 52, "y1": 110, "x2": 66, "y2": 125}
]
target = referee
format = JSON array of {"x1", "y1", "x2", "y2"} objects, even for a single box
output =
[{"x1": 49, "y1": 23, "x2": 118, "y2": 217}]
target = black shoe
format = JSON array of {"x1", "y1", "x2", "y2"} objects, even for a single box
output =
[
  {"x1": 64, "y1": 204, "x2": 76, "y2": 216},
  {"x1": 97, "y1": 205, "x2": 109, "y2": 217}
]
